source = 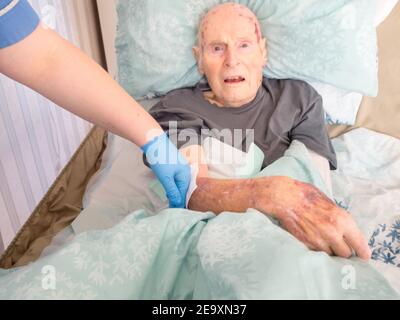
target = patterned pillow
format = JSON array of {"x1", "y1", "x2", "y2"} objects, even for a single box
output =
[{"x1": 116, "y1": 0, "x2": 378, "y2": 99}]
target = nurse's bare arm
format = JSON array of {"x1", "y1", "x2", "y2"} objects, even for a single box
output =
[
  {"x1": 188, "y1": 175, "x2": 371, "y2": 261},
  {"x1": 0, "y1": 23, "x2": 162, "y2": 146}
]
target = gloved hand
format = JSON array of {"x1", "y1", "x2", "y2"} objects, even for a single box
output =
[{"x1": 141, "y1": 133, "x2": 191, "y2": 208}]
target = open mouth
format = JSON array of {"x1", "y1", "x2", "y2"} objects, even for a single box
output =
[{"x1": 224, "y1": 76, "x2": 246, "y2": 84}]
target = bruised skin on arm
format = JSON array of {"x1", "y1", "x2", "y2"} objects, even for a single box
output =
[
  {"x1": 188, "y1": 176, "x2": 371, "y2": 261},
  {"x1": 188, "y1": 176, "x2": 326, "y2": 217},
  {"x1": 189, "y1": 177, "x2": 258, "y2": 213}
]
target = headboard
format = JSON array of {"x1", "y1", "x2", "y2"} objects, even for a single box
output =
[{"x1": 96, "y1": 0, "x2": 118, "y2": 79}]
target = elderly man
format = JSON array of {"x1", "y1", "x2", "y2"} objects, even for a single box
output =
[{"x1": 147, "y1": 3, "x2": 371, "y2": 260}]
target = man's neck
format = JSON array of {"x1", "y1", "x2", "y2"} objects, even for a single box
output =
[{"x1": 202, "y1": 91, "x2": 258, "y2": 108}]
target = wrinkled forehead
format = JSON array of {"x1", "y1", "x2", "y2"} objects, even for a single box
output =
[{"x1": 199, "y1": 3, "x2": 262, "y2": 45}]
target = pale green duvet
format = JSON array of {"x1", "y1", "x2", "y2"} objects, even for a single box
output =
[{"x1": 0, "y1": 140, "x2": 398, "y2": 299}]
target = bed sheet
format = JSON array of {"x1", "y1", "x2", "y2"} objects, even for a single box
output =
[
  {"x1": 72, "y1": 126, "x2": 400, "y2": 296},
  {"x1": 331, "y1": 128, "x2": 400, "y2": 290},
  {"x1": 6, "y1": 105, "x2": 400, "y2": 299},
  {"x1": 0, "y1": 138, "x2": 398, "y2": 299}
]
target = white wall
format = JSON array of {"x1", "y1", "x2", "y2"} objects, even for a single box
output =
[{"x1": 0, "y1": 0, "x2": 104, "y2": 251}]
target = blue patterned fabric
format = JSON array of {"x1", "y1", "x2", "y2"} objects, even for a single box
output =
[
  {"x1": 0, "y1": 0, "x2": 40, "y2": 48},
  {"x1": 116, "y1": 0, "x2": 378, "y2": 99},
  {"x1": 370, "y1": 221, "x2": 400, "y2": 268},
  {"x1": 330, "y1": 128, "x2": 400, "y2": 292}
]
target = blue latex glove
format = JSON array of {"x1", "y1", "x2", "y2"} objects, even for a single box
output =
[{"x1": 141, "y1": 133, "x2": 191, "y2": 208}]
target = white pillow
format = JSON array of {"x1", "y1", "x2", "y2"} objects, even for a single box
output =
[
  {"x1": 375, "y1": 0, "x2": 398, "y2": 26},
  {"x1": 308, "y1": 82, "x2": 363, "y2": 126},
  {"x1": 309, "y1": 0, "x2": 398, "y2": 126}
]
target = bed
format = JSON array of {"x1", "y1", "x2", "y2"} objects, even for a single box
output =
[{"x1": 0, "y1": 0, "x2": 399, "y2": 299}]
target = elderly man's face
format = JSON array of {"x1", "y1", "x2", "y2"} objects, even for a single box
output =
[{"x1": 194, "y1": 4, "x2": 267, "y2": 107}]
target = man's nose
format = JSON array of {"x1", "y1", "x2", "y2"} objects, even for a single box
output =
[{"x1": 224, "y1": 48, "x2": 240, "y2": 68}]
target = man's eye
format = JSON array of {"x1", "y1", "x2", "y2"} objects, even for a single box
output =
[
  {"x1": 213, "y1": 46, "x2": 224, "y2": 52},
  {"x1": 239, "y1": 42, "x2": 250, "y2": 49}
]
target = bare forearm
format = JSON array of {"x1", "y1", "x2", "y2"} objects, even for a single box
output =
[
  {"x1": 189, "y1": 177, "x2": 255, "y2": 213},
  {"x1": 188, "y1": 176, "x2": 277, "y2": 214},
  {"x1": 0, "y1": 24, "x2": 162, "y2": 146},
  {"x1": 188, "y1": 175, "x2": 371, "y2": 260}
]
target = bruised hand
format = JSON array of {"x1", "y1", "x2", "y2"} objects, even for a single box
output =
[{"x1": 254, "y1": 176, "x2": 371, "y2": 261}]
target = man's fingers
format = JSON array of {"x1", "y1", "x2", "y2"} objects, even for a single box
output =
[
  {"x1": 282, "y1": 215, "x2": 333, "y2": 255},
  {"x1": 323, "y1": 223, "x2": 353, "y2": 258},
  {"x1": 304, "y1": 238, "x2": 333, "y2": 255},
  {"x1": 343, "y1": 220, "x2": 371, "y2": 261},
  {"x1": 312, "y1": 239, "x2": 333, "y2": 256},
  {"x1": 344, "y1": 233, "x2": 371, "y2": 261},
  {"x1": 328, "y1": 237, "x2": 353, "y2": 259}
]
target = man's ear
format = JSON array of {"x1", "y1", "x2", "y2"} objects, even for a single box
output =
[
  {"x1": 193, "y1": 46, "x2": 204, "y2": 75},
  {"x1": 260, "y1": 38, "x2": 268, "y2": 67}
]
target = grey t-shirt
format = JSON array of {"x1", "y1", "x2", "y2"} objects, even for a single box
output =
[{"x1": 149, "y1": 77, "x2": 337, "y2": 170}]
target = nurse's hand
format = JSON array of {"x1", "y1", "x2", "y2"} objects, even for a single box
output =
[{"x1": 142, "y1": 133, "x2": 191, "y2": 208}]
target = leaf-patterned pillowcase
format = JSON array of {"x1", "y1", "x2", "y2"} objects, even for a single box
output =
[{"x1": 116, "y1": 0, "x2": 378, "y2": 99}]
